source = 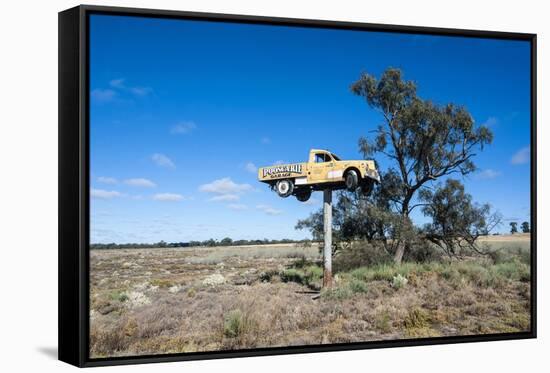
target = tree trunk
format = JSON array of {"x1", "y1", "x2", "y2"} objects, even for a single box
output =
[
  {"x1": 393, "y1": 196, "x2": 412, "y2": 264},
  {"x1": 393, "y1": 243, "x2": 405, "y2": 264}
]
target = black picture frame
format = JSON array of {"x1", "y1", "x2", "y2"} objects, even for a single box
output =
[{"x1": 58, "y1": 4, "x2": 537, "y2": 368}]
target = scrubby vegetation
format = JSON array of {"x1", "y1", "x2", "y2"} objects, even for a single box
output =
[{"x1": 90, "y1": 237, "x2": 531, "y2": 357}]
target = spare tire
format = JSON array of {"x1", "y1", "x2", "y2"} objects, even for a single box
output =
[
  {"x1": 345, "y1": 170, "x2": 359, "y2": 191},
  {"x1": 361, "y1": 180, "x2": 374, "y2": 196},
  {"x1": 275, "y1": 179, "x2": 294, "y2": 198},
  {"x1": 296, "y1": 189, "x2": 312, "y2": 202}
]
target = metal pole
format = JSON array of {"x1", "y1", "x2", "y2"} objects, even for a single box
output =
[{"x1": 323, "y1": 189, "x2": 332, "y2": 288}]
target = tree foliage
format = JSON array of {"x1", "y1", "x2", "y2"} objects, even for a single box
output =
[
  {"x1": 296, "y1": 174, "x2": 418, "y2": 258},
  {"x1": 349, "y1": 68, "x2": 493, "y2": 262},
  {"x1": 297, "y1": 68, "x2": 499, "y2": 264},
  {"x1": 419, "y1": 179, "x2": 502, "y2": 258},
  {"x1": 521, "y1": 221, "x2": 530, "y2": 233}
]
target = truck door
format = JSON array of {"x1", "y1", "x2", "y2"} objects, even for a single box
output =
[{"x1": 309, "y1": 152, "x2": 334, "y2": 183}]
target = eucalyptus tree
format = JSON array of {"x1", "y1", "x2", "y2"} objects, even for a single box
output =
[{"x1": 350, "y1": 68, "x2": 493, "y2": 263}]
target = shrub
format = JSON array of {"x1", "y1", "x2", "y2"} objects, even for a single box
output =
[
  {"x1": 333, "y1": 241, "x2": 392, "y2": 272},
  {"x1": 293, "y1": 256, "x2": 313, "y2": 268},
  {"x1": 321, "y1": 286, "x2": 352, "y2": 300},
  {"x1": 440, "y1": 266, "x2": 460, "y2": 281},
  {"x1": 280, "y1": 265, "x2": 323, "y2": 287},
  {"x1": 259, "y1": 270, "x2": 278, "y2": 282},
  {"x1": 202, "y1": 273, "x2": 226, "y2": 286},
  {"x1": 391, "y1": 274, "x2": 408, "y2": 289},
  {"x1": 404, "y1": 308, "x2": 429, "y2": 329},
  {"x1": 349, "y1": 279, "x2": 368, "y2": 293},
  {"x1": 403, "y1": 242, "x2": 443, "y2": 263},
  {"x1": 492, "y1": 261, "x2": 530, "y2": 282},
  {"x1": 223, "y1": 309, "x2": 245, "y2": 338},
  {"x1": 280, "y1": 268, "x2": 306, "y2": 284},
  {"x1": 150, "y1": 279, "x2": 174, "y2": 288},
  {"x1": 488, "y1": 247, "x2": 530, "y2": 265},
  {"x1": 350, "y1": 264, "x2": 395, "y2": 282},
  {"x1": 457, "y1": 262, "x2": 491, "y2": 286},
  {"x1": 90, "y1": 324, "x2": 129, "y2": 356},
  {"x1": 305, "y1": 265, "x2": 323, "y2": 283},
  {"x1": 109, "y1": 290, "x2": 128, "y2": 303}
]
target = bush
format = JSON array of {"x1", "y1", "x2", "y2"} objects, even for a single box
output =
[
  {"x1": 333, "y1": 241, "x2": 392, "y2": 272},
  {"x1": 404, "y1": 308, "x2": 429, "y2": 329},
  {"x1": 391, "y1": 274, "x2": 408, "y2": 289},
  {"x1": 350, "y1": 264, "x2": 395, "y2": 282},
  {"x1": 403, "y1": 241, "x2": 443, "y2": 263},
  {"x1": 437, "y1": 260, "x2": 530, "y2": 288},
  {"x1": 492, "y1": 261, "x2": 530, "y2": 282},
  {"x1": 305, "y1": 265, "x2": 323, "y2": 283},
  {"x1": 321, "y1": 286, "x2": 352, "y2": 300},
  {"x1": 349, "y1": 279, "x2": 369, "y2": 293},
  {"x1": 280, "y1": 268, "x2": 306, "y2": 284},
  {"x1": 223, "y1": 309, "x2": 245, "y2": 338},
  {"x1": 109, "y1": 290, "x2": 128, "y2": 303},
  {"x1": 374, "y1": 311, "x2": 392, "y2": 333},
  {"x1": 90, "y1": 324, "x2": 129, "y2": 356},
  {"x1": 259, "y1": 270, "x2": 278, "y2": 282},
  {"x1": 150, "y1": 279, "x2": 174, "y2": 288},
  {"x1": 280, "y1": 265, "x2": 323, "y2": 287}
]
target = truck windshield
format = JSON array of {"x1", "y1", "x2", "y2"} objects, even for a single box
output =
[{"x1": 331, "y1": 153, "x2": 341, "y2": 161}]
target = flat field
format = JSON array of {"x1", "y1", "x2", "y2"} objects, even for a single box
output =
[{"x1": 89, "y1": 234, "x2": 531, "y2": 358}]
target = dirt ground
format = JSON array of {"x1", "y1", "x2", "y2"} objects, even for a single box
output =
[{"x1": 89, "y1": 236, "x2": 531, "y2": 358}]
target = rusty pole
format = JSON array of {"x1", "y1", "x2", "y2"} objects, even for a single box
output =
[{"x1": 323, "y1": 189, "x2": 333, "y2": 288}]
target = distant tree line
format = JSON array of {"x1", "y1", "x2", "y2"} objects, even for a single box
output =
[
  {"x1": 509, "y1": 221, "x2": 530, "y2": 234},
  {"x1": 90, "y1": 238, "x2": 309, "y2": 250}
]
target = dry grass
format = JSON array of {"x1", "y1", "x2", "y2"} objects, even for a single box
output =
[{"x1": 90, "y1": 238, "x2": 531, "y2": 358}]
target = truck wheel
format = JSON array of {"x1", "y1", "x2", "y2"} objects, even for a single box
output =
[
  {"x1": 275, "y1": 179, "x2": 294, "y2": 198},
  {"x1": 361, "y1": 180, "x2": 374, "y2": 196},
  {"x1": 296, "y1": 189, "x2": 312, "y2": 202},
  {"x1": 345, "y1": 170, "x2": 359, "y2": 191}
]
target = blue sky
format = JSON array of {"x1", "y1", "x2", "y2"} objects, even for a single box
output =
[{"x1": 89, "y1": 14, "x2": 531, "y2": 244}]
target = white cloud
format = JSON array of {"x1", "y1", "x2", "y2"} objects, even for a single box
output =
[
  {"x1": 91, "y1": 89, "x2": 116, "y2": 102},
  {"x1": 109, "y1": 78, "x2": 125, "y2": 89},
  {"x1": 130, "y1": 86, "x2": 152, "y2": 96},
  {"x1": 482, "y1": 117, "x2": 498, "y2": 127},
  {"x1": 209, "y1": 194, "x2": 240, "y2": 202},
  {"x1": 256, "y1": 204, "x2": 282, "y2": 216},
  {"x1": 261, "y1": 137, "x2": 271, "y2": 144},
  {"x1": 227, "y1": 204, "x2": 248, "y2": 210},
  {"x1": 245, "y1": 162, "x2": 257, "y2": 173},
  {"x1": 106, "y1": 78, "x2": 152, "y2": 97},
  {"x1": 273, "y1": 160, "x2": 286, "y2": 165},
  {"x1": 511, "y1": 147, "x2": 530, "y2": 165},
  {"x1": 152, "y1": 153, "x2": 175, "y2": 168},
  {"x1": 199, "y1": 177, "x2": 252, "y2": 195},
  {"x1": 124, "y1": 178, "x2": 156, "y2": 188},
  {"x1": 476, "y1": 169, "x2": 501, "y2": 180},
  {"x1": 153, "y1": 193, "x2": 185, "y2": 202},
  {"x1": 91, "y1": 189, "x2": 123, "y2": 199},
  {"x1": 97, "y1": 176, "x2": 118, "y2": 185},
  {"x1": 171, "y1": 121, "x2": 196, "y2": 135}
]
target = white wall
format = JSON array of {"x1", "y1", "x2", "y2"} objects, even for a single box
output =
[{"x1": 0, "y1": 0, "x2": 546, "y2": 371}]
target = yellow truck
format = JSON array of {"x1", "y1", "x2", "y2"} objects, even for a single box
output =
[{"x1": 258, "y1": 149, "x2": 380, "y2": 201}]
